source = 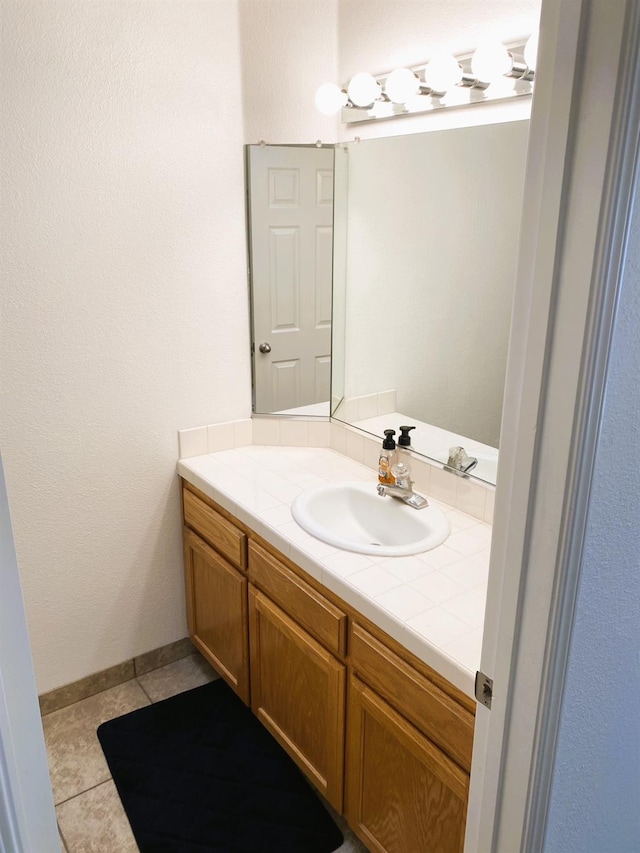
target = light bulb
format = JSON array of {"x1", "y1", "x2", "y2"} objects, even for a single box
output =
[
  {"x1": 423, "y1": 52, "x2": 463, "y2": 93},
  {"x1": 384, "y1": 68, "x2": 420, "y2": 104},
  {"x1": 471, "y1": 40, "x2": 513, "y2": 82},
  {"x1": 347, "y1": 72, "x2": 381, "y2": 107},
  {"x1": 314, "y1": 83, "x2": 348, "y2": 115},
  {"x1": 524, "y1": 32, "x2": 539, "y2": 71}
]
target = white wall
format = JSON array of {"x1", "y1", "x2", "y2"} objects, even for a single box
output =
[
  {"x1": 239, "y1": 0, "x2": 338, "y2": 144},
  {"x1": 543, "y1": 173, "x2": 640, "y2": 851},
  {"x1": 0, "y1": 0, "x2": 250, "y2": 693}
]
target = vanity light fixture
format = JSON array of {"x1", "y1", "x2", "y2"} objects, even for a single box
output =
[
  {"x1": 315, "y1": 83, "x2": 348, "y2": 115},
  {"x1": 384, "y1": 67, "x2": 421, "y2": 104},
  {"x1": 347, "y1": 72, "x2": 382, "y2": 107},
  {"x1": 524, "y1": 31, "x2": 539, "y2": 71},
  {"x1": 471, "y1": 39, "x2": 514, "y2": 82},
  {"x1": 316, "y1": 34, "x2": 538, "y2": 124},
  {"x1": 423, "y1": 51, "x2": 463, "y2": 94}
]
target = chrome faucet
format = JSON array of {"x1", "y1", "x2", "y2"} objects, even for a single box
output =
[
  {"x1": 446, "y1": 446, "x2": 478, "y2": 474},
  {"x1": 377, "y1": 482, "x2": 429, "y2": 510}
]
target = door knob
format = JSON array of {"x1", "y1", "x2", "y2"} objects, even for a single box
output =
[{"x1": 258, "y1": 342, "x2": 272, "y2": 354}]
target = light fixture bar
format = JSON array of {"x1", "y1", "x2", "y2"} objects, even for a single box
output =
[{"x1": 338, "y1": 40, "x2": 534, "y2": 125}]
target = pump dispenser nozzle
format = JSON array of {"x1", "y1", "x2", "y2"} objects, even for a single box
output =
[
  {"x1": 382, "y1": 429, "x2": 397, "y2": 449},
  {"x1": 398, "y1": 426, "x2": 416, "y2": 447}
]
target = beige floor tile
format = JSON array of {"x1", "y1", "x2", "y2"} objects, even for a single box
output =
[
  {"x1": 136, "y1": 651, "x2": 219, "y2": 702},
  {"x1": 57, "y1": 780, "x2": 139, "y2": 853},
  {"x1": 337, "y1": 834, "x2": 371, "y2": 852},
  {"x1": 43, "y1": 680, "x2": 150, "y2": 805},
  {"x1": 319, "y1": 797, "x2": 370, "y2": 852}
]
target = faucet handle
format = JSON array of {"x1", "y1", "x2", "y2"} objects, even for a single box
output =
[
  {"x1": 392, "y1": 460, "x2": 412, "y2": 489},
  {"x1": 447, "y1": 446, "x2": 478, "y2": 474}
]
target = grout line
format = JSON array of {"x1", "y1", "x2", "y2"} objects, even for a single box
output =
[
  {"x1": 40, "y1": 640, "x2": 194, "y2": 716},
  {"x1": 135, "y1": 678, "x2": 155, "y2": 705},
  {"x1": 55, "y1": 777, "x2": 113, "y2": 809}
]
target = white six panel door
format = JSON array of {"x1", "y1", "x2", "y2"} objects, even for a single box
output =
[{"x1": 248, "y1": 145, "x2": 333, "y2": 413}]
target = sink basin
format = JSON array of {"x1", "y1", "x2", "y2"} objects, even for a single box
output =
[{"x1": 292, "y1": 482, "x2": 450, "y2": 557}]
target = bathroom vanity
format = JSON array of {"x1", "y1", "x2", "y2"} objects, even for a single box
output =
[{"x1": 179, "y1": 446, "x2": 487, "y2": 852}]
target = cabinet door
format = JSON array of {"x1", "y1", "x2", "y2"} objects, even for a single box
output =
[
  {"x1": 249, "y1": 587, "x2": 346, "y2": 811},
  {"x1": 346, "y1": 676, "x2": 469, "y2": 853},
  {"x1": 183, "y1": 528, "x2": 250, "y2": 704}
]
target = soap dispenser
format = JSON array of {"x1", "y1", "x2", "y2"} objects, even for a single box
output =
[
  {"x1": 398, "y1": 425, "x2": 416, "y2": 451},
  {"x1": 378, "y1": 429, "x2": 397, "y2": 485},
  {"x1": 393, "y1": 425, "x2": 416, "y2": 488}
]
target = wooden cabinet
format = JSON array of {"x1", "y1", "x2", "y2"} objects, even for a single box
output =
[
  {"x1": 248, "y1": 541, "x2": 347, "y2": 656},
  {"x1": 183, "y1": 528, "x2": 250, "y2": 704},
  {"x1": 249, "y1": 587, "x2": 346, "y2": 811},
  {"x1": 347, "y1": 623, "x2": 473, "y2": 851},
  {"x1": 248, "y1": 541, "x2": 347, "y2": 810},
  {"x1": 181, "y1": 479, "x2": 475, "y2": 848},
  {"x1": 349, "y1": 623, "x2": 474, "y2": 773},
  {"x1": 346, "y1": 676, "x2": 469, "y2": 853},
  {"x1": 183, "y1": 486, "x2": 247, "y2": 567},
  {"x1": 182, "y1": 485, "x2": 249, "y2": 704}
]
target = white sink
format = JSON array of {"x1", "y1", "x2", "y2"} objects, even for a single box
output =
[{"x1": 292, "y1": 482, "x2": 450, "y2": 557}]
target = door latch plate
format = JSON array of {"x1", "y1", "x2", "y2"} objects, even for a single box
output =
[{"x1": 475, "y1": 670, "x2": 493, "y2": 709}]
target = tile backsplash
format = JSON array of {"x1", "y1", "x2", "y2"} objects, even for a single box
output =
[
  {"x1": 332, "y1": 389, "x2": 396, "y2": 423},
  {"x1": 178, "y1": 416, "x2": 494, "y2": 525}
]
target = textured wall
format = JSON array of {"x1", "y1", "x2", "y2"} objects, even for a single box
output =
[
  {"x1": 0, "y1": 0, "x2": 250, "y2": 693},
  {"x1": 239, "y1": 0, "x2": 338, "y2": 144},
  {"x1": 544, "y1": 174, "x2": 640, "y2": 851},
  {"x1": 338, "y1": 0, "x2": 541, "y2": 80}
]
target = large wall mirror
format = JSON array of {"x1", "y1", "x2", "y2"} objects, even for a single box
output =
[
  {"x1": 246, "y1": 144, "x2": 334, "y2": 417},
  {"x1": 331, "y1": 119, "x2": 529, "y2": 485},
  {"x1": 246, "y1": 120, "x2": 529, "y2": 485}
]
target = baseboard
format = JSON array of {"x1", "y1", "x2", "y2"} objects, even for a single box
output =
[{"x1": 39, "y1": 637, "x2": 195, "y2": 716}]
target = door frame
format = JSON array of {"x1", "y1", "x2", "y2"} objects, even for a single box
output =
[
  {"x1": 0, "y1": 454, "x2": 59, "y2": 852},
  {"x1": 465, "y1": 0, "x2": 640, "y2": 849}
]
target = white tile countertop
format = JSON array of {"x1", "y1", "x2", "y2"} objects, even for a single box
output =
[{"x1": 178, "y1": 445, "x2": 490, "y2": 699}]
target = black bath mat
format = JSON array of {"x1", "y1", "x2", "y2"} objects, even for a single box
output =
[{"x1": 97, "y1": 679, "x2": 343, "y2": 853}]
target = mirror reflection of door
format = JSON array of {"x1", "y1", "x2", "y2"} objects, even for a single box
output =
[{"x1": 247, "y1": 145, "x2": 334, "y2": 415}]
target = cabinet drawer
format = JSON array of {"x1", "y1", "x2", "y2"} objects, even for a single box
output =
[
  {"x1": 349, "y1": 623, "x2": 474, "y2": 772},
  {"x1": 248, "y1": 541, "x2": 347, "y2": 657},
  {"x1": 183, "y1": 487, "x2": 247, "y2": 569}
]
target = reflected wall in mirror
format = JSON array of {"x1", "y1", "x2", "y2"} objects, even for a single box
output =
[
  {"x1": 331, "y1": 119, "x2": 529, "y2": 485},
  {"x1": 246, "y1": 144, "x2": 334, "y2": 417}
]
